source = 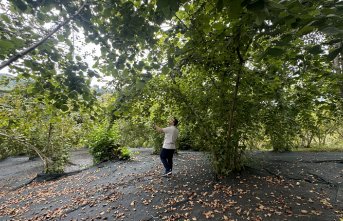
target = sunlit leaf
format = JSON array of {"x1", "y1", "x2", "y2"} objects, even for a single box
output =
[{"x1": 327, "y1": 46, "x2": 342, "y2": 61}]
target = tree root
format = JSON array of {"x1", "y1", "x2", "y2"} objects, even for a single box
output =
[
  {"x1": 11, "y1": 169, "x2": 87, "y2": 191},
  {"x1": 306, "y1": 172, "x2": 336, "y2": 187},
  {"x1": 249, "y1": 166, "x2": 336, "y2": 187},
  {"x1": 265, "y1": 159, "x2": 343, "y2": 164},
  {"x1": 66, "y1": 160, "x2": 78, "y2": 166},
  {"x1": 12, "y1": 176, "x2": 37, "y2": 191},
  {"x1": 247, "y1": 164, "x2": 342, "y2": 202},
  {"x1": 301, "y1": 159, "x2": 343, "y2": 164}
]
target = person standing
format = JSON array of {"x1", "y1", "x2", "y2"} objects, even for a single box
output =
[{"x1": 154, "y1": 117, "x2": 179, "y2": 176}]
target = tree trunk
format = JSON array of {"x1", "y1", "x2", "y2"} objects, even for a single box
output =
[
  {"x1": 46, "y1": 123, "x2": 53, "y2": 153},
  {"x1": 333, "y1": 43, "x2": 343, "y2": 98}
]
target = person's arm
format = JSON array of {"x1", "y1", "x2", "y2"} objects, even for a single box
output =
[{"x1": 154, "y1": 124, "x2": 164, "y2": 133}]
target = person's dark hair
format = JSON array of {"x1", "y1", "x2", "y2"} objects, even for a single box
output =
[{"x1": 173, "y1": 118, "x2": 179, "y2": 126}]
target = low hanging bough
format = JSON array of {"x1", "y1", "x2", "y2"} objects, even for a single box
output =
[
  {"x1": 0, "y1": 131, "x2": 52, "y2": 172},
  {"x1": 0, "y1": 1, "x2": 88, "y2": 70}
]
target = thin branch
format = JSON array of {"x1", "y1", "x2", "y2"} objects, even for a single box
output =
[
  {"x1": 0, "y1": 132, "x2": 52, "y2": 164},
  {"x1": 0, "y1": 89, "x2": 12, "y2": 93},
  {"x1": 175, "y1": 14, "x2": 189, "y2": 30},
  {"x1": 226, "y1": 31, "x2": 244, "y2": 140},
  {"x1": 0, "y1": 1, "x2": 88, "y2": 70}
]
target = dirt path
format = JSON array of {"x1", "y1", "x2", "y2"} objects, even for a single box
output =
[
  {"x1": 0, "y1": 149, "x2": 342, "y2": 221},
  {"x1": 0, "y1": 148, "x2": 93, "y2": 191}
]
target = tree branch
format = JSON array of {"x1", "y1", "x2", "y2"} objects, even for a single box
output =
[
  {"x1": 0, "y1": 132, "x2": 52, "y2": 165},
  {"x1": 0, "y1": 1, "x2": 88, "y2": 70}
]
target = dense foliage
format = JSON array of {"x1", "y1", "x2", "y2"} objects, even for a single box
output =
[
  {"x1": 0, "y1": 0, "x2": 342, "y2": 175},
  {"x1": 87, "y1": 122, "x2": 131, "y2": 163},
  {"x1": 0, "y1": 79, "x2": 94, "y2": 173}
]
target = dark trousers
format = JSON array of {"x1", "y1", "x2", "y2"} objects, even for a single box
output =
[{"x1": 160, "y1": 148, "x2": 175, "y2": 173}]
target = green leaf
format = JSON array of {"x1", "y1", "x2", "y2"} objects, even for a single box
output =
[
  {"x1": 245, "y1": 0, "x2": 267, "y2": 25},
  {"x1": 297, "y1": 25, "x2": 315, "y2": 36},
  {"x1": 327, "y1": 46, "x2": 342, "y2": 61},
  {"x1": 157, "y1": 0, "x2": 180, "y2": 19},
  {"x1": 275, "y1": 34, "x2": 293, "y2": 46},
  {"x1": 326, "y1": 14, "x2": 339, "y2": 18},
  {"x1": 12, "y1": 0, "x2": 28, "y2": 11},
  {"x1": 265, "y1": 47, "x2": 284, "y2": 57},
  {"x1": 60, "y1": 104, "x2": 69, "y2": 112},
  {"x1": 321, "y1": 27, "x2": 343, "y2": 35},
  {"x1": 68, "y1": 91, "x2": 78, "y2": 99},
  {"x1": 213, "y1": 22, "x2": 225, "y2": 32},
  {"x1": 255, "y1": 11, "x2": 266, "y2": 25},
  {"x1": 114, "y1": 110, "x2": 121, "y2": 116},
  {"x1": 57, "y1": 34, "x2": 65, "y2": 41},
  {"x1": 100, "y1": 47, "x2": 107, "y2": 56},
  {"x1": 246, "y1": 0, "x2": 265, "y2": 12},
  {"x1": 268, "y1": 1, "x2": 286, "y2": 10},
  {"x1": 167, "y1": 61, "x2": 175, "y2": 70},
  {"x1": 308, "y1": 45, "x2": 323, "y2": 55},
  {"x1": 325, "y1": 38, "x2": 342, "y2": 45},
  {"x1": 103, "y1": 8, "x2": 112, "y2": 17},
  {"x1": 0, "y1": 14, "x2": 11, "y2": 23},
  {"x1": 0, "y1": 40, "x2": 15, "y2": 51},
  {"x1": 227, "y1": 0, "x2": 242, "y2": 19},
  {"x1": 136, "y1": 80, "x2": 145, "y2": 90},
  {"x1": 162, "y1": 66, "x2": 170, "y2": 75},
  {"x1": 216, "y1": 0, "x2": 224, "y2": 11}
]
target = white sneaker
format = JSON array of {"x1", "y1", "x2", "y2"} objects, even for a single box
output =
[{"x1": 162, "y1": 171, "x2": 172, "y2": 177}]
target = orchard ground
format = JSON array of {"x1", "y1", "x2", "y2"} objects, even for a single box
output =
[{"x1": 0, "y1": 148, "x2": 342, "y2": 221}]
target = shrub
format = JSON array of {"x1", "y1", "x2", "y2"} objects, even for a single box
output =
[
  {"x1": 115, "y1": 146, "x2": 131, "y2": 160},
  {"x1": 87, "y1": 123, "x2": 130, "y2": 164},
  {"x1": 45, "y1": 149, "x2": 69, "y2": 174}
]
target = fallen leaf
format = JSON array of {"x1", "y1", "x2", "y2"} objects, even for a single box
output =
[
  {"x1": 285, "y1": 209, "x2": 293, "y2": 215},
  {"x1": 203, "y1": 211, "x2": 214, "y2": 219},
  {"x1": 301, "y1": 210, "x2": 308, "y2": 214}
]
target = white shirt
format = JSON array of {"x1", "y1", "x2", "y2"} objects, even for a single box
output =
[{"x1": 162, "y1": 126, "x2": 179, "y2": 149}]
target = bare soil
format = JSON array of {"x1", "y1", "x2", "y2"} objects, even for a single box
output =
[{"x1": 0, "y1": 148, "x2": 342, "y2": 221}]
